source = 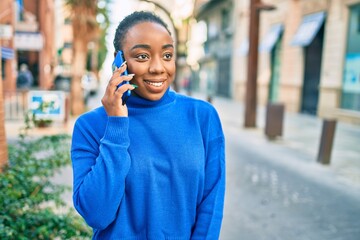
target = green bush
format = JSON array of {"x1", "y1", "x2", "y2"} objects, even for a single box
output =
[{"x1": 0, "y1": 134, "x2": 92, "y2": 239}]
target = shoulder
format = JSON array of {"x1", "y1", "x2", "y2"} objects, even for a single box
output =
[
  {"x1": 174, "y1": 92, "x2": 219, "y2": 116},
  {"x1": 72, "y1": 107, "x2": 108, "y2": 146},
  {"x1": 173, "y1": 93, "x2": 222, "y2": 130},
  {"x1": 176, "y1": 94, "x2": 224, "y2": 141},
  {"x1": 174, "y1": 92, "x2": 214, "y2": 108},
  {"x1": 74, "y1": 106, "x2": 107, "y2": 130}
]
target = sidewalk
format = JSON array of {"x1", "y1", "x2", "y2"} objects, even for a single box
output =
[
  {"x1": 5, "y1": 118, "x2": 75, "y2": 141},
  {"x1": 207, "y1": 95, "x2": 360, "y2": 190}
]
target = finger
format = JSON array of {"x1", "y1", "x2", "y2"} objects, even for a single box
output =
[
  {"x1": 110, "y1": 61, "x2": 127, "y2": 86},
  {"x1": 114, "y1": 82, "x2": 137, "y2": 95},
  {"x1": 115, "y1": 74, "x2": 135, "y2": 89},
  {"x1": 113, "y1": 61, "x2": 127, "y2": 75},
  {"x1": 107, "y1": 73, "x2": 135, "y2": 94}
]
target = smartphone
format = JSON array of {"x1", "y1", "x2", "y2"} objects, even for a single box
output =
[{"x1": 112, "y1": 50, "x2": 131, "y2": 100}]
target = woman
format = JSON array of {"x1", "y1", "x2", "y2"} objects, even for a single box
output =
[{"x1": 71, "y1": 11, "x2": 225, "y2": 239}]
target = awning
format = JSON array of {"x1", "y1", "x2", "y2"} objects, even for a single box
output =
[
  {"x1": 238, "y1": 24, "x2": 283, "y2": 56},
  {"x1": 1, "y1": 47, "x2": 15, "y2": 60},
  {"x1": 291, "y1": 11, "x2": 326, "y2": 46},
  {"x1": 14, "y1": 31, "x2": 43, "y2": 51},
  {"x1": 259, "y1": 23, "x2": 283, "y2": 52}
]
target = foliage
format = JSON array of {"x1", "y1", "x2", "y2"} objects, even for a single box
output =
[
  {"x1": 64, "y1": 0, "x2": 99, "y2": 36},
  {"x1": 65, "y1": 0, "x2": 110, "y2": 72},
  {"x1": 95, "y1": 0, "x2": 110, "y2": 72},
  {"x1": 32, "y1": 118, "x2": 54, "y2": 128},
  {"x1": 0, "y1": 134, "x2": 92, "y2": 239},
  {"x1": 19, "y1": 111, "x2": 53, "y2": 137},
  {"x1": 88, "y1": 1, "x2": 110, "y2": 72}
]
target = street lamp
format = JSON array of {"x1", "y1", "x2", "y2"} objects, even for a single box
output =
[{"x1": 244, "y1": 0, "x2": 275, "y2": 128}]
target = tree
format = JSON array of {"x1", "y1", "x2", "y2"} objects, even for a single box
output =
[
  {"x1": 0, "y1": 47, "x2": 8, "y2": 170},
  {"x1": 0, "y1": 0, "x2": 12, "y2": 170},
  {"x1": 65, "y1": 0, "x2": 100, "y2": 116},
  {"x1": 86, "y1": 1, "x2": 110, "y2": 76}
]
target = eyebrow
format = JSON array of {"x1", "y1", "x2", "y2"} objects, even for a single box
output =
[
  {"x1": 131, "y1": 43, "x2": 174, "y2": 50},
  {"x1": 162, "y1": 44, "x2": 174, "y2": 49}
]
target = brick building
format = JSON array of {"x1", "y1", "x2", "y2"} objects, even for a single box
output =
[
  {"x1": 0, "y1": 0, "x2": 56, "y2": 91},
  {"x1": 0, "y1": 0, "x2": 16, "y2": 90}
]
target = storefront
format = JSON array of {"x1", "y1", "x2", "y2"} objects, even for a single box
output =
[
  {"x1": 342, "y1": 3, "x2": 360, "y2": 111},
  {"x1": 14, "y1": 31, "x2": 44, "y2": 87},
  {"x1": 259, "y1": 23, "x2": 284, "y2": 103},
  {"x1": 291, "y1": 11, "x2": 326, "y2": 115}
]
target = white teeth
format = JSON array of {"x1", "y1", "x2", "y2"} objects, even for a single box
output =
[{"x1": 145, "y1": 81, "x2": 164, "y2": 87}]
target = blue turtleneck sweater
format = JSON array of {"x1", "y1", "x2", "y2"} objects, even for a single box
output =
[{"x1": 71, "y1": 89, "x2": 225, "y2": 239}]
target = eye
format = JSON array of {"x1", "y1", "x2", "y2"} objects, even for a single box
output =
[
  {"x1": 136, "y1": 54, "x2": 149, "y2": 61},
  {"x1": 163, "y1": 53, "x2": 173, "y2": 60}
]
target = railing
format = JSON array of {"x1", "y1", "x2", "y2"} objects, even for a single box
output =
[{"x1": 4, "y1": 91, "x2": 29, "y2": 121}]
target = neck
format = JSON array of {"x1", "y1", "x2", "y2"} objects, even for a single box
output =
[{"x1": 126, "y1": 88, "x2": 175, "y2": 108}]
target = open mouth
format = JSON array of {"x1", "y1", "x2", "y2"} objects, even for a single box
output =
[{"x1": 144, "y1": 80, "x2": 165, "y2": 87}]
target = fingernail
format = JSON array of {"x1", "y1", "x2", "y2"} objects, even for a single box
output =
[
  {"x1": 131, "y1": 84, "x2": 138, "y2": 88},
  {"x1": 120, "y1": 61, "x2": 127, "y2": 68},
  {"x1": 127, "y1": 73, "x2": 135, "y2": 78}
]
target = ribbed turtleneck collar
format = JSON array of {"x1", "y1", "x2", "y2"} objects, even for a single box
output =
[{"x1": 126, "y1": 88, "x2": 176, "y2": 109}]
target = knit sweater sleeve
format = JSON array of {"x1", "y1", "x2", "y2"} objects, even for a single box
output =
[
  {"x1": 192, "y1": 106, "x2": 226, "y2": 239},
  {"x1": 71, "y1": 114, "x2": 131, "y2": 230}
]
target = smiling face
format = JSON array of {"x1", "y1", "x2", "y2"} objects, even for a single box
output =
[{"x1": 120, "y1": 22, "x2": 175, "y2": 101}]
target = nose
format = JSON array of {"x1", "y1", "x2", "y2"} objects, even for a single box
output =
[{"x1": 148, "y1": 56, "x2": 165, "y2": 74}]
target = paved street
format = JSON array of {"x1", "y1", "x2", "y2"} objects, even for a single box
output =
[
  {"x1": 216, "y1": 97, "x2": 360, "y2": 240},
  {"x1": 6, "y1": 90, "x2": 360, "y2": 240}
]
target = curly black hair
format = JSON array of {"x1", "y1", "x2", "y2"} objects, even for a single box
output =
[{"x1": 113, "y1": 11, "x2": 171, "y2": 52}]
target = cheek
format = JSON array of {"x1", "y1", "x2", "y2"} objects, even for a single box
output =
[
  {"x1": 127, "y1": 62, "x2": 146, "y2": 76},
  {"x1": 129, "y1": 62, "x2": 176, "y2": 77},
  {"x1": 166, "y1": 62, "x2": 176, "y2": 76}
]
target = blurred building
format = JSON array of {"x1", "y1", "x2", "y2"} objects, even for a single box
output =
[
  {"x1": 16, "y1": 0, "x2": 56, "y2": 90},
  {"x1": 0, "y1": 0, "x2": 16, "y2": 90},
  {"x1": 193, "y1": 0, "x2": 360, "y2": 124},
  {"x1": 0, "y1": 0, "x2": 56, "y2": 91},
  {"x1": 195, "y1": 0, "x2": 234, "y2": 98},
  {"x1": 53, "y1": 0, "x2": 73, "y2": 77}
]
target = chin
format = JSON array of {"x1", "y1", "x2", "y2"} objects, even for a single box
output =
[
  {"x1": 136, "y1": 85, "x2": 170, "y2": 101},
  {"x1": 133, "y1": 90, "x2": 163, "y2": 101},
  {"x1": 146, "y1": 92, "x2": 166, "y2": 101}
]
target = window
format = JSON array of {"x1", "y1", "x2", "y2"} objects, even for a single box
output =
[
  {"x1": 341, "y1": 4, "x2": 360, "y2": 111},
  {"x1": 64, "y1": 42, "x2": 72, "y2": 49},
  {"x1": 221, "y1": 9, "x2": 230, "y2": 30},
  {"x1": 1, "y1": 59, "x2": 5, "y2": 79},
  {"x1": 358, "y1": 6, "x2": 360, "y2": 32},
  {"x1": 208, "y1": 20, "x2": 218, "y2": 39}
]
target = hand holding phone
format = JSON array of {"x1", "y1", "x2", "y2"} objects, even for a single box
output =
[{"x1": 112, "y1": 51, "x2": 131, "y2": 104}]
